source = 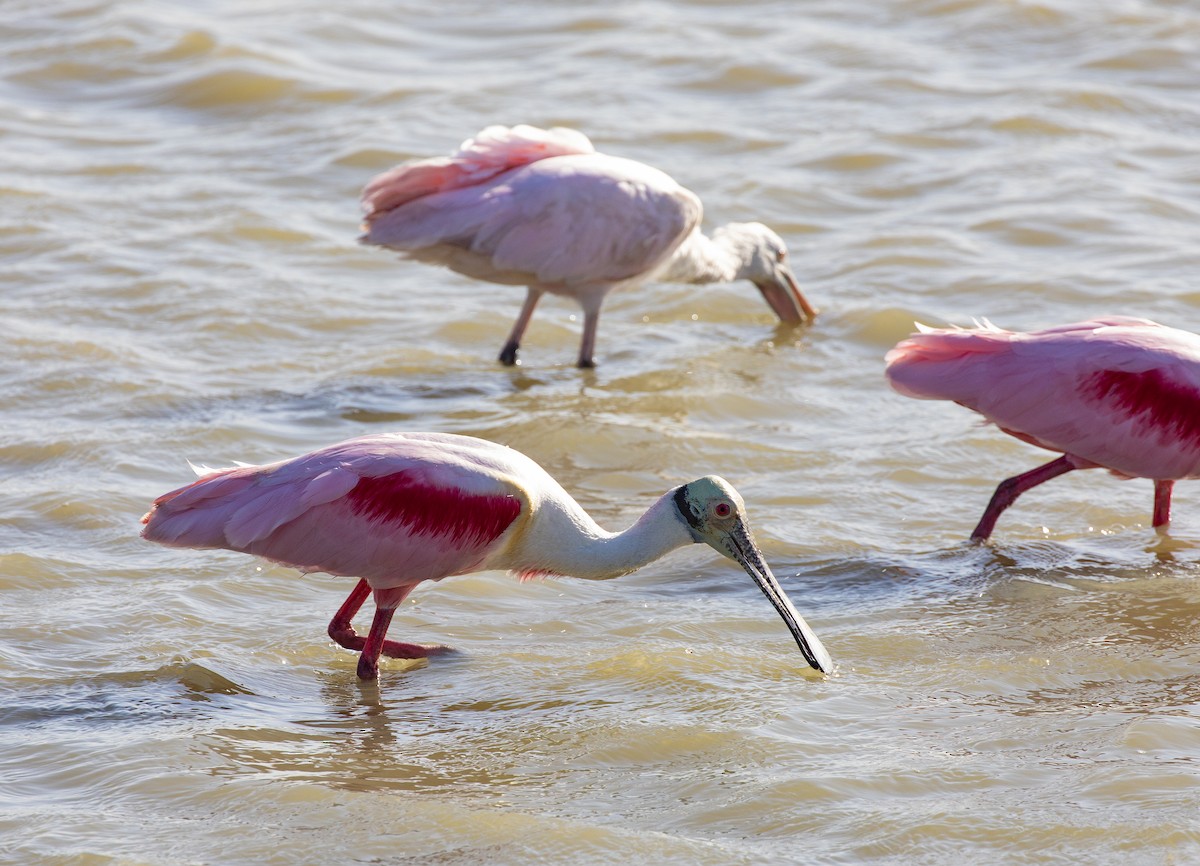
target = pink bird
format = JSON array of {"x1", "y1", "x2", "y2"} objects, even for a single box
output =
[
  {"x1": 359, "y1": 124, "x2": 817, "y2": 368},
  {"x1": 885, "y1": 317, "x2": 1200, "y2": 540},
  {"x1": 141, "y1": 431, "x2": 831, "y2": 679}
]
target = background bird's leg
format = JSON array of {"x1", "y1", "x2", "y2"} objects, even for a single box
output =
[
  {"x1": 498, "y1": 288, "x2": 543, "y2": 365},
  {"x1": 970, "y1": 455, "x2": 1076, "y2": 542},
  {"x1": 1153, "y1": 479, "x2": 1175, "y2": 531},
  {"x1": 576, "y1": 299, "x2": 602, "y2": 368}
]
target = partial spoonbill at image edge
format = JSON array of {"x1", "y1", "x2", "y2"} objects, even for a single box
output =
[{"x1": 885, "y1": 316, "x2": 1200, "y2": 540}]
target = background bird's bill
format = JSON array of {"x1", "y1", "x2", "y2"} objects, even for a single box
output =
[
  {"x1": 728, "y1": 532, "x2": 832, "y2": 674},
  {"x1": 756, "y1": 268, "x2": 818, "y2": 324}
]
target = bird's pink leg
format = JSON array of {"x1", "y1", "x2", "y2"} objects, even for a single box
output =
[
  {"x1": 499, "y1": 288, "x2": 543, "y2": 365},
  {"x1": 971, "y1": 455, "x2": 1077, "y2": 542},
  {"x1": 328, "y1": 578, "x2": 373, "y2": 647},
  {"x1": 1153, "y1": 480, "x2": 1174, "y2": 531},
  {"x1": 577, "y1": 306, "x2": 601, "y2": 368},
  {"x1": 357, "y1": 604, "x2": 398, "y2": 680},
  {"x1": 327, "y1": 580, "x2": 451, "y2": 679}
]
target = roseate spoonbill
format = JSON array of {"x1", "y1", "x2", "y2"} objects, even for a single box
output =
[
  {"x1": 885, "y1": 316, "x2": 1200, "y2": 540},
  {"x1": 141, "y1": 432, "x2": 831, "y2": 679},
  {"x1": 359, "y1": 124, "x2": 817, "y2": 368}
]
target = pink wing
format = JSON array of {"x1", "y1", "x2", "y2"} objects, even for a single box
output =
[
  {"x1": 142, "y1": 434, "x2": 525, "y2": 586},
  {"x1": 361, "y1": 142, "x2": 701, "y2": 290},
  {"x1": 361, "y1": 125, "x2": 595, "y2": 219},
  {"x1": 886, "y1": 318, "x2": 1200, "y2": 479}
]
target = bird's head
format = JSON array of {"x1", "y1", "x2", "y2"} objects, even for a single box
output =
[
  {"x1": 715, "y1": 222, "x2": 818, "y2": 325},
  {"x1": 672, "y1": 475, "x2": 831, "y2": 674}
]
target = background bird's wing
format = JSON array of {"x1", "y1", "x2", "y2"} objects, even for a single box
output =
[
  {"x1": 362, "y1": 154, "x2": 701, "y2": 288},
  {"x1": 361, "y1": 124, "x2": 595, "y2": 217}
]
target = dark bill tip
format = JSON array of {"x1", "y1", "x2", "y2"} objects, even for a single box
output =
[{"x1": 732, "y1": 533, "x2": 832, "y2": 674}]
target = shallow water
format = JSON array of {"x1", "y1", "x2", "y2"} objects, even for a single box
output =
[{"x1": 4, "y1": 1, "x2": 1200, "y2": 863}]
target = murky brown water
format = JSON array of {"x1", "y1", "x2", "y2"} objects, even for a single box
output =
[{"x1": 4, "y1": 1, "x2": 1200, "y2": 863}]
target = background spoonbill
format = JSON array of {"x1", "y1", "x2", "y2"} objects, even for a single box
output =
[
  {"x1": 141, "y1": 431, "x2": 831, "y2": 679},
  {"x1": 885, "y1": 317, "x2": 1200, "y2": 541},
  {"x1": 359, "y1": 124, "x2": 817, "y2": 367}
]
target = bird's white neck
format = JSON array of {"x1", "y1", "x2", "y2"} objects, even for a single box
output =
[
  {"x1": 658, "y1": 228, "x2": 746, "y2": 285},
  {"x1": 500, "y1": 489, "x2": 696, "y2": 581}
]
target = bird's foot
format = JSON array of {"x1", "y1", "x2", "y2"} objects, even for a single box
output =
[
  {"x1": 576, "y1": 357, "x2": 596, "y2": 369},
  {"x1": 352, "y1": 640, "x2": 455, "y2": 681},
  {"x1": 380, "y1": 640, "x2": 456, "y2": 659},
  {"x1": 330, "y1": 624, "x2": 454, "y2": 659},
  {"x1": 498, "y1": 342, "x2": 520, "y2": 366}
]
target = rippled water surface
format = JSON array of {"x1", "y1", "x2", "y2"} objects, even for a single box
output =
[{"x1": 4, "y1": 1, "x2": 1200, "y2": 863}]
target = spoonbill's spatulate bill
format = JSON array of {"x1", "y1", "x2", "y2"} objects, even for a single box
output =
[
  {"x1": 142, "y1": 432, "x2": 831, "y2": 679},
  {"x1": 359, "y1": 124, "x2": 817, "y2": 368},
  {"x1": 885, "y1": 317, "x2": 1200, "y2": 540}
]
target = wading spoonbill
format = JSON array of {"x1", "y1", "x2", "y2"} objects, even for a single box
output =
[
  {"x1": 142, "y1": 432, "x2": 832, "y2": 679},
  {"x1": 359, "y1": 124, "x2": 817, "y2": 367}
]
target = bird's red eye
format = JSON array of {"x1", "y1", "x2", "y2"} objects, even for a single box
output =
[{"x1": 715, "y1": 502, "x2": 731, "y2": 518}]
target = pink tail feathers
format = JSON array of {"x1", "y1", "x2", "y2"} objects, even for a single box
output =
[
  {"x1": 140, "y1": 466, "x2": 262, "y2": 549},
  {"x1": 885, "y1": 323, "x2": 1014, "y2": 401},
  {"x1": 361, "y1": 124, "x2": 594, "y2": 220},
  {"x1": 360, "y1": 157, "x2": 474, "y2": 219}
]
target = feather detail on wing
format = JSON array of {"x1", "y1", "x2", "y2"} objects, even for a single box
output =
[
  {"x1": 141, "y1": 434, "x2": 530, "y2": 583},
  {"x1": 361, "y1": 125, "x2": 595, "y2": 220}
]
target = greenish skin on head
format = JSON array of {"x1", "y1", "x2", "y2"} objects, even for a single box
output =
[{"x1": 673, "y1": 476, "x2": 832, "y2": 674}]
